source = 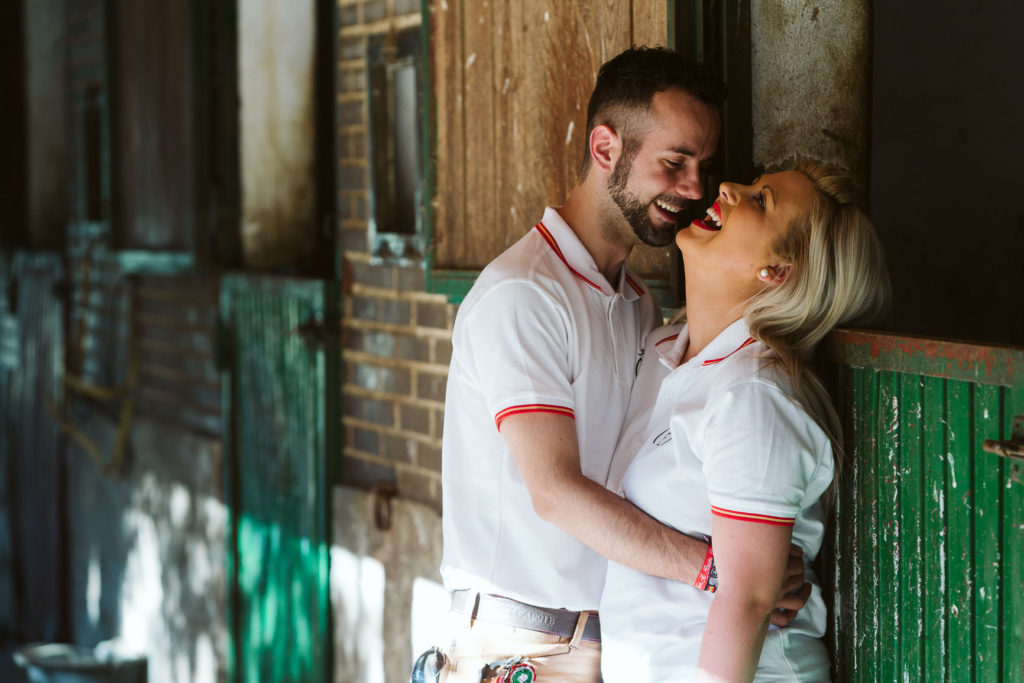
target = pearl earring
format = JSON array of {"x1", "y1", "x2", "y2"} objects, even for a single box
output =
[{"x1": 759, "y1": 268, "x2": 771, "y2": 278}]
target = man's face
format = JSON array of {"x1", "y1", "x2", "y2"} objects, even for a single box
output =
[{"x1": 606, "y1": 88, "x2": 720, "y2": 247}]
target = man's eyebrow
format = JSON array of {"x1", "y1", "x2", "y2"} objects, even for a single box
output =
[{"x1": 668, "y1": 146, "x2": 695, "y2": 156}]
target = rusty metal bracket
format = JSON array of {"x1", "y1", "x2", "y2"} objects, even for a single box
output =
[
  {"x1": 983, "y1": 415, "x2": 1024, "y2": 484},
  {"x1": 371, "y1": 483, "x2": 398, "y2": 531}
]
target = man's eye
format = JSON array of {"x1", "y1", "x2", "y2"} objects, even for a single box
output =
[
  {"x1": 665, "y1": 160, "x2": 682, "y2": 169},
  {"x1": 755, "y1": 191, "x2": 766, "y2": 209}
]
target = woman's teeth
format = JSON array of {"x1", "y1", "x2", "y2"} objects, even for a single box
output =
[{"x1": 705, "y1": 204, "x2": 722, "y2": 227}]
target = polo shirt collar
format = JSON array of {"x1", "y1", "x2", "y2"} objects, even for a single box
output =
[
  {"x1": 535, "y1": 207, "x2": 647, "y2": 301},
  {"x1": 655, "y1": 318, "x2": 756, "y2": 370}
]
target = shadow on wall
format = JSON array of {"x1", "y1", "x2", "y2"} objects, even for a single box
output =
[
  {"x1": 66, "y1": 414, "x2": 227, "y2": 683},
  {"x1": 332, "y1": 486, "x2": 446, "y2": 683}
]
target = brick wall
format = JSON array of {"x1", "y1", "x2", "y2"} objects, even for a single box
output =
[{"x1": 338, "y1": 0, "x2": 452, "y2": 512}]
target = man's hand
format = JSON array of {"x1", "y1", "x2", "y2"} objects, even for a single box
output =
[{"x1": 769, "y1": 544, "x2": 811, "y2": 627}]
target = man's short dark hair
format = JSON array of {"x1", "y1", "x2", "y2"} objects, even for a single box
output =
[{"x1": 580, "y1": 46, "x2": 726, "y2": 175}]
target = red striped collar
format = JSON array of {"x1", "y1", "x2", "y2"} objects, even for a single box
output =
[
  {"x1": 653, "y1": 322, "x2": 758, "y2": 369},
  {"x1": 534, "y1": 215, "x2": 646, "y2": 300},
  {"x1": 701, "y1": 337, "x2": 756, "y2": 366}
]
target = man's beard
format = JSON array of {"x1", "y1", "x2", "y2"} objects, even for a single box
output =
[{"x1": 607, "y1": 149, "x2": 684, "y2": 247}]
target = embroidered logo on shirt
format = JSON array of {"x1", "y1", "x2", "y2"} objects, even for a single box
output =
[{"x1": 653, "y1": 428, "x2": 672, "y2": 446}]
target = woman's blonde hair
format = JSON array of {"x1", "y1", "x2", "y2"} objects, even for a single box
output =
[{"x1": 746, "y1": 160, "x2": 892, "y2": 499}]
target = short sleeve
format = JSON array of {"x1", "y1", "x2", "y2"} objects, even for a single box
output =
[
  {"x1": 461, "y1": 281, "x2": 576, "y2": 429},
  {"x1": 697, "y1": 380, "x2": 833, "y2": 525}
]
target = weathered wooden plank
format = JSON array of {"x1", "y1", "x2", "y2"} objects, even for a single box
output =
[
  {"x1": 853, "y1": 366, "x2": 880, "y2": 680},
  {"x1": 1003, "y1": 384, "x2": 1024, "y2": 680},
  {"x1": 875, "y1": 370, "x2": 899, "y2": 681},
  {"x1": 897, "y1": 373, "x2": 925, "y2": 676},
  {"x1": 429, "y1": 0, "x2": 465, "y2": 268},
  {"x1": 826, "y1": 329, "x2": 1024, "y2": 388},
  {"x1": 461, "y1": 0, "x2": 497, "y2": 265},
  {"x1": 632, "y1": 0, "x2": 669, "y2": 48},
  {"x1": 945, "y1": 379, "x2": 974, "y2": 681},
  {"x1": 972, "y1": 383, "x2": 1002, "y2": 674},
  {"x1": 921, "y1": 375, "x2": 948, "y2": 681}
]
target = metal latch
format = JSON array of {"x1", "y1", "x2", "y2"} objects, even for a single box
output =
[{"x1": 983, "y1": 415, "x2": 1024, "y2": 485}]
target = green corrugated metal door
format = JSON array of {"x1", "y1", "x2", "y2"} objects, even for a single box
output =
[
  {"x1": 825, "y1": 330, "x2": 1024, "y2": 681},
  {"x1": 221, "y1": 274, "x2": 338, "y2": 683}
]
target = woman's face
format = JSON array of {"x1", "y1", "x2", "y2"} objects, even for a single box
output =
[{"x1": 675, "y1": 170, "x2": 816, "y2": 287}]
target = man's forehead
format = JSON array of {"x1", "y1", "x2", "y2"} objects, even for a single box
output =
[{"x1": 645, "y1": 90, "x2": 720, "y2": 156}]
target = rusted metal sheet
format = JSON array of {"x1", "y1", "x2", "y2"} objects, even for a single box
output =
[
  {"x1": 824, "y1": 329, "x2": 1024, "y2": 681},
  {"x1": 221, "y1": 274, "x2": 338, "y2": 683}
]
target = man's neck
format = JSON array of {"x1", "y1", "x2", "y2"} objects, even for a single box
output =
[{"x1": 558, "y1": 184, "x2": 633, "y2": 287}]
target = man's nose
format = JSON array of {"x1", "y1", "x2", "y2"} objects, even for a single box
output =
[{"x1": 677, "y1": 167, "x2": 703, "y2": 200}]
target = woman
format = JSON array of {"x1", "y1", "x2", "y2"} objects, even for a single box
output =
[{"x1": 599, "y1": 161, "x2": 891, "y2": 682}]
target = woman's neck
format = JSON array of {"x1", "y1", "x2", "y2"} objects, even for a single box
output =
[{"x1": 681, "y1": 282, "x2": 749, "y2": 363}]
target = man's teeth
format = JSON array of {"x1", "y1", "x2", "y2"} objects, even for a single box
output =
[{"x1": 655, "y1": 199, "x2": 682, "y2": 214}]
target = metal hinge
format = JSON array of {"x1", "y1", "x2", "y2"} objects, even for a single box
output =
[{"x1": 983, "y1": 415, "x2": 1024, "y2": 485}]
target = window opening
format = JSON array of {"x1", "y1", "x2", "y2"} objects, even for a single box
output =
[{"x1": 367, "y1": 27, "x2": 423, "y2": 263}]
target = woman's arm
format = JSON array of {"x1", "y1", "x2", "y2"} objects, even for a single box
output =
[{"x1": 696, "y1": 515, "x2": 794, "y2": 682}]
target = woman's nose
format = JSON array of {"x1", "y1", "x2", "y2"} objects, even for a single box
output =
[{"x1": 718, "y1": 182, "x2": 737, "y2": 204}]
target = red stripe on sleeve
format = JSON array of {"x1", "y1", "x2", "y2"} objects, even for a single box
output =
[
  {"x1": 711, "y1": 505, "x2": 795, "y2": 527},
  {"x1": 495, "y1": 404, "x2": 575, "y2": 430}
]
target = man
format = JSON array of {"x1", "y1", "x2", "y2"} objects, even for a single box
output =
[{"x1": 431, "y1": 47, "x2": 807, "y2": 682}]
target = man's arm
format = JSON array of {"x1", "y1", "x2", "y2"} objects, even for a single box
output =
[
  {"x1": 500, "y1": 411, "x2": 707, "y2": 582},
  {"x1": 500, "y1": 411, "x2": 810, "y2": 616}
]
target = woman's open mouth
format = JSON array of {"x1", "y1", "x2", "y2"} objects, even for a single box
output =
[{"x1": 692, "y1": 201, "x2": 722, "y2": 231}]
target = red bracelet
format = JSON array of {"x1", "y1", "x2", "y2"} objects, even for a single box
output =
[{"x1": 694, "y1": 543, "x2": 718, "y2": 593}]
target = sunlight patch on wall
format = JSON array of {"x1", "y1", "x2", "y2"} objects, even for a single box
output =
[
  {"x1": 86, "y1": 545, "x2": 101, "y2": 626},
  {"x1": 331, "y1": 545, "x2": 385, "y2": 683},
  {"x1": 411, "y1": 576, "x2": 448, "y2": 661}
]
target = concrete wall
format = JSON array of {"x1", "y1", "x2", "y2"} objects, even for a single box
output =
[
  {"x1": 331, "y1": 486, "x2": 445, "y2": 683},
  {"x1": 751, "y1": 0, "x2": 871, "y2": 180},
  {"x1": 238, "y1": 0, "x2": 319, "y2": 269},
  {"x1": 66, "y1": 418, "x2": 227, "y2": 683}
]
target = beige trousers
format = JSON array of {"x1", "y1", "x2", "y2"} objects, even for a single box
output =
[{"x1": 437, "y1": 607, "x2": 602, "y2": 682}]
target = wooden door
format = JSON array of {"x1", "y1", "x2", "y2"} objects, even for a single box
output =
[
  {"x1": 221, "y1": 274, "x2": 339, "y2": 683},
  {"x1": 824, "y1": 330, "x2": 1024, "y2": 681}
]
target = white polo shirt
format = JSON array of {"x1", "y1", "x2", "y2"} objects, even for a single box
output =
[
  {"x1": 440, "y1": 207, "x2": 660, "y2": 611},
  {"x1": 601, "y1": 319, "x2": 833, "y2": 681}
]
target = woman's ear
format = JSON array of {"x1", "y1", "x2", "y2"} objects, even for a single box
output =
[
  {"x1": 589, "y1": 124, "x2": 620, "y2": 173},
  {"x1": 757, "y1": 263, "x2": 792, "y2": 286}
]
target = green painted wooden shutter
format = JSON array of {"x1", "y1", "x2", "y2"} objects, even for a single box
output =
[
  {"x1": 221, "y1": 274, "x2": 338, "y2": 683},
  {"x1": 825, "y1": 330, "x2": 1024, "y2": 681},
  {"x1": 4, "y1": 252, "x2": 66, "y2": 642}
]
